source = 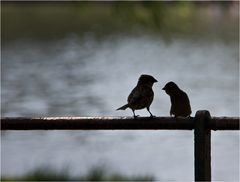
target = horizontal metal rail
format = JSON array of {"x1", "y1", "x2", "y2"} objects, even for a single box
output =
[
  {"x1": 1, "y1": 116, "x2": 239, "y2": 130},
  {"x1": 1, "y1": 110, "x2": 239, "y2": 182}
]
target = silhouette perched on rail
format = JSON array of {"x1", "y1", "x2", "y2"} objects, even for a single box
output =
[
  {"x1": 117, "y1": 74, "x2": 158, "y2": 118},
  {"x1": 162, "y1": 81, "x2": 191, "y2": 117}
]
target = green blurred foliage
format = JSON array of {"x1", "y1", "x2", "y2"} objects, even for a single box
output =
[
  {"x1": 1, "y1": 1, "x2": 238, "y2": 43},
  {"x1": 1, "y1": 165, "x2": 154, "y2": 181}
]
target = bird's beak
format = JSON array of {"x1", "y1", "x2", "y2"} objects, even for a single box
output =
[
  {"x1": 154, "y1": 79, "x2": 158, "y2": 82},
  {"x1": 162, "y1": 87, "x2": 165, "y2": 90}
]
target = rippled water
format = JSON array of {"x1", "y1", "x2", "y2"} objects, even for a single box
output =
[{"x1": 1, "y1": 34, "x2": 239, "y2": 180}]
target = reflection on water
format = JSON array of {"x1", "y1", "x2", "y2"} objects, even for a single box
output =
[{"x1": 1, "y1": 35, "x2": 239, "y2": 181}]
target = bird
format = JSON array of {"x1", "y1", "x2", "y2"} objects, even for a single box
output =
[
  {"x1": 162, "y1": 81, "x2": 191, "y2": 117},
  {"x1": 116, "y1": 74, "x2": 158, "y2": 118}
]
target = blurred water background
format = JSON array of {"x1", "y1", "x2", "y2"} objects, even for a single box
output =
[{"x1": 1, "y1": 1, "x2": 239, "y2": 181}]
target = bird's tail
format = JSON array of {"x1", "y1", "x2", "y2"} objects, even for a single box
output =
[{"x1": 116, "y1": 104, "x2": 129, "y2": 110}]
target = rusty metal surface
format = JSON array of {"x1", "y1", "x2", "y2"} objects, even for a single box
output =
[
  {"x1": 1, "y1": 116, "x2": 239, "y2": 130},
  {"x1": 1, "y1": 116, "x2": 194, "y2": 130},
  {"x1": 194, "y1": 110, "x2": 211, "y2": 181},
  {"x1": 210, "y1": 117, "x2": 239, "y2": 130}
]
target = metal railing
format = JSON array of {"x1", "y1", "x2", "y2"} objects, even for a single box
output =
[{"x1": 1, "y1": 110, "x2": 239, "y2": 181}]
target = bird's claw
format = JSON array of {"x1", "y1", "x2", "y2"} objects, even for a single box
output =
[
  {"x1": 150, "y1": 115, "x2": 156, "y2": 118},
  {"x1": 133, "y1": 115, "x2": 140, "y2": 119}
]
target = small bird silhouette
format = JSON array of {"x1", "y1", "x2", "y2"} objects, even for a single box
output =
[
  {"x1": 162, "y1": 81, "x2": 191, "y2": 117},
  {"x1": 117, "y1": 74, "x2": 158, "y2": 118}
]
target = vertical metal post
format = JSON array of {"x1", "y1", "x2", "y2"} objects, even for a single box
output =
[{"x1": 194, "y1": 110, "x2": 211, "y2": 181}]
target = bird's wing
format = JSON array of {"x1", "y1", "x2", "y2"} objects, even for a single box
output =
[
  {"x1": 128, "y1": 87, "x2": 144, "y2": 106},
  {"x1": 183, "y1": 92, "x2": 192, "y2": 114},
  {"x1": 179, "y1": 91, "x2": 192, "y2": 115},
  {"x1": 127, "y1": 86, "x2": 153, "y2": 108}
]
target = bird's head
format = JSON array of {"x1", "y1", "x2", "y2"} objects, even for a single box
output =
[
  {"x1": 138, "y1": 74, "x2": 158, "y2": 87},
  {"x1": 162, "y1": 81, "x2": 179, "y2": 95}
]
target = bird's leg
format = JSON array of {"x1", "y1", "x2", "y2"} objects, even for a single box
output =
[
  {"x1": 132, "y1": 109, "x2": 139, "y2": 119},
  {"x1": 132, "y1": 109, "x2": 136, "y2": 118},
  {"x1": 170, "y1": 111, "x2": 175, "y2": 118},
  {"x1": 147, "y1": 107, "x2": 155, "y2": 118}
]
